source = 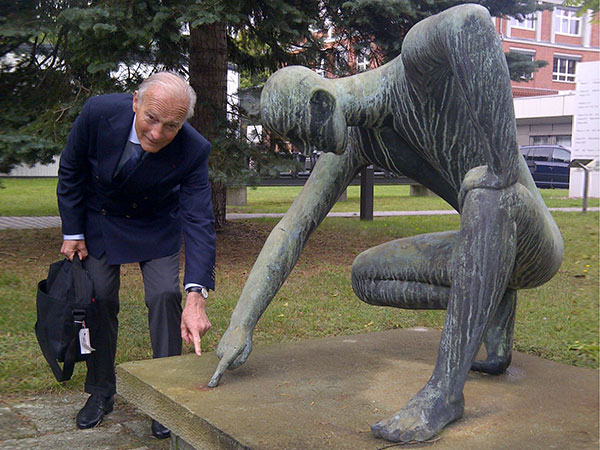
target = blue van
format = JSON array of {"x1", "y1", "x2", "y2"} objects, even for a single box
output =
[{"x1": 520, "y1": 145, "x2": 571, "y2": 189}]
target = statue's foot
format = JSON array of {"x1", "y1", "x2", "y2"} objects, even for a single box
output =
[
  {"x1": 471, "y1": 352, "x2": 512, "y2": 375},
  {"x1": 371, "y1": 385, "x2": 464, "y2": 443}
]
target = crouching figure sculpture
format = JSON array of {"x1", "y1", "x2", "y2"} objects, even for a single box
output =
[{"x1": 209, "y1": 4, "x2": 564, "y2": 443}]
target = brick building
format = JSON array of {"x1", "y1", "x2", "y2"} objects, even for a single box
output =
[
  {"x1": 494, "y1": 0, "x2": 599, "y2": 98},
  {"x1": 493, "y1": 1, "x2": 599, "y2": 148}
]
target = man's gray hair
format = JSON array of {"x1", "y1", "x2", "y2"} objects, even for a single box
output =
[{"x1": 137, "y1": 72, "x2": 197, "y2": 120}]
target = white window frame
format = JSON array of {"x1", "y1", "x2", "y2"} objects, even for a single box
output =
[
  {"x1": 323, "y1": 17, "x2": 336, "y2": 43},
  {"x1": 554, "y1": 8, "x2": 581, "y2": 36},
  {"x1": 552, "y1": 55, "x2": 578, "y2": 83},
  {"x1": 356, "y1": 49, "x2": 370, "y2": 73},
  {"x1": 314, "y1": 58, "x2": 327, "y2": 78},
  {"x1": 509, "y1": 14, "x2": 536, "y2": 30},
  {"x1": 246, "y1": 124, "x2": 262, "y2": 144}
]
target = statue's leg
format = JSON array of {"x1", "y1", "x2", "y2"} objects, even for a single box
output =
[
  {"x1": 352, "y1": 230, "x2": 458, "y2": 310},
  {"x1": 353, "y1": 229, "x2": 516, "y2": 375},
  {"x1": 371, "y1": 187, "x2": 517, "y2": 443},
  {"x1": 471, "y1": 288, "x2": 516, "y2": 375}
]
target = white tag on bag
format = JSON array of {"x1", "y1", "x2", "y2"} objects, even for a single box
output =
[{"x1": 79, "y1": 328, "x2": 95, "y2": 354}]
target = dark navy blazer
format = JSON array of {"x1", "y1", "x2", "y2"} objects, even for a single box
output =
[{"x1": 57, "y1": 93, "x2": 216, "y2": 289}]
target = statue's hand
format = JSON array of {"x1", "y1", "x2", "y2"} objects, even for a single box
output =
[{"x1": 208, "y1": 324, "x2": 253, "y2": 387}]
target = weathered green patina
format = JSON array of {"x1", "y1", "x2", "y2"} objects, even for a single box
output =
[{"x1": 209, "y1": 4, "x2": 564, "y2": 444}]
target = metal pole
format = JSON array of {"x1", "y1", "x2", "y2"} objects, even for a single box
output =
[
  {"x1": 360, "y1": 165, "x2": 374, "y2": 221},
  {"x1": 576, "y1": 162, "x2": 590, "y2": 214}
]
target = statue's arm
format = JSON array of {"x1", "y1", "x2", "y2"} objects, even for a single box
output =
[{"x1": 209, "y1": 139, "x2": 364, "y2": 386}]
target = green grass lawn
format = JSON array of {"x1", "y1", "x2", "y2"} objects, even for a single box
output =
[
  {"x1": 0, "y1": 211, "x2": 598, "y2": 395},
  {"x1": 0, "y1": 177, "x2": 597, "y2": 216},
  {"x1": 0, "y1": 178, "x2": 60, "y2": 216},
  {"x1": 1, "y1": 178, "x2": 598, "y2": 395},
  {"x1": 231, "y1": 184, "x2": 596, "y2": 214}
]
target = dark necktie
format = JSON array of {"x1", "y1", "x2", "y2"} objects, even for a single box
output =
[{"x1": 114, "y1": 142, "x2": 143, "y2": 183}]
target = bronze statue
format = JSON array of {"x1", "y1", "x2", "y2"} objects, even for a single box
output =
[{"x1": 209, "y1": 4, "x2": 564, "y2": 443}]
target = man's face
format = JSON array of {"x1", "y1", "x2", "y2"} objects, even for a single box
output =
[{"x1": 132, "y1": 86, "x2": 188, "y2": 153}]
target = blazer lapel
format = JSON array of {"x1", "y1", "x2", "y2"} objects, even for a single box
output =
[{"x1": 97, "y1": 108, "x2": 134, "y2": 185}]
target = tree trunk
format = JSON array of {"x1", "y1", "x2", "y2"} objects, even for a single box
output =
[{"x1": 189, "y1": 22, "x2": 228, "y2": 230}]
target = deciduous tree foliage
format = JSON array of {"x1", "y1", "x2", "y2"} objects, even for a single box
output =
[
  {"x1": 563, "y1": 0, "x2": 599, "y2": 18},
  {"x1": 1, "y1": 0, "x2": 547, "y2": 228}
]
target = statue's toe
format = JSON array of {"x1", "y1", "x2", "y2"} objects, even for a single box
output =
[
  {"x1": 371, "y1": 421, "x2": 402, "y2": 442},
  {"x1": 370, "y1": 420, "x2": 385, "y2": 438}
]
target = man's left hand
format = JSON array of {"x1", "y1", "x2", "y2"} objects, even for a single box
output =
[{"x1": 181, "y1": 292, "x2": 211, "y2": 356}]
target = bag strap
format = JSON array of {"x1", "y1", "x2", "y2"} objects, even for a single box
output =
[
  {"x1": 35, "y1": 319, "x2": 65, "y2": 381},
  {"x1": 71, "y1": 255, "x2": 92, "y2": 304},
  {"x1": 34, "y1": 311, "x2": 83, "y2": 382},
  {"x1": 61, "y1": 309, "x2": 86, "y2": 381}
]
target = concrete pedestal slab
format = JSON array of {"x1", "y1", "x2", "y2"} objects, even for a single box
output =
[{"x1": 116, "y1": 328, "x2": 599, "y2": 450}]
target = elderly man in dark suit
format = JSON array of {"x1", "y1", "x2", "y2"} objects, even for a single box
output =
[{"x1": 57, "y1": 72, "x2": 216, "y2": 438}]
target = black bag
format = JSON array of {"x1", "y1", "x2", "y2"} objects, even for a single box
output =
[{"x1": 35, "y1": 255, "x2": 97, "y2": 382}]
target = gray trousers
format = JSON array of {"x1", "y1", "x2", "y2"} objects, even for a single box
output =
[{"x1": 82, "y1": 252, "x2": 182, "y2": 397}]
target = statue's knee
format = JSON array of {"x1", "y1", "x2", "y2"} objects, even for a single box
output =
[
  {"x1": 353, "y1": 248, "x2": 390, "y2": 304},
  {"x1": 353, "y1": 245, "x2": 378, "y2": 276},
  {"x1": 351, "y1": 251, "x2": 370, "y2": 301}
]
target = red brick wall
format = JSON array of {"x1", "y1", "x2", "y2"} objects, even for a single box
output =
[
  {"x1": 497, "y1": 9, "x2": 599, "y2": 95},
  {"x1": 555, "y1": 34, "x2": 584, "y2": 46},
  {"x1": 511, "y1": 28, "x2": 536, "y2": 40},
  {"x1": 541, "y1": 10, "x2": 554, "y2": 42}
]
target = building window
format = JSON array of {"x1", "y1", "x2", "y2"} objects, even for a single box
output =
[
  {"x1": 553, "y1": 56, "x2": 577, "y2": 82},
  {"x1": 320, "y1": 17, "x2": 336, "y2": 42},
  {"x1": 246, "y1": 125, "x2": 262, "y2": 144},
  {"x1": 356, "y1": 50, "x2": 370, "y2": 73},
  {"x1": 510, "y1": 14, "x2": 536, "y2": 30},
  {"x1": 531, "y1": 136, "x2": 551, "y2": 145},
  {"x1": 529, "y1": 135, "x2": 573, "y2": 147},
  {"x1": 555, "y1": 135, "x2": 572, "y2": 148},
  {"x1": 554, "y1": 8, "x2": 581, "y2": 36},
  {"x1": 314, "y1": 58, "x2": 327, "y2": 78}
]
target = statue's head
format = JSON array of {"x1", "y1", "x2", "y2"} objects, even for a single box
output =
[{"x1": 260, "y1": 66, "x2": 347, "y2": 155}]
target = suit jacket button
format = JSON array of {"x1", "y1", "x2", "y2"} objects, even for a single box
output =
[
  {"x1": 125, "y1": 214, "x2": 131, "y2": 219},
  {"x1": 131, "y1": 203, "x2": 137, "y2": 209},
  {"x1": 101, "y1": 209, "x2": 107, "y2": 215}
]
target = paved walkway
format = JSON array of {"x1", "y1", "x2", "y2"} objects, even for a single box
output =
[
  {"x1": 1, "y1": 207, "x2": 597, "y2": 230},
  {"x1": 0, "y1": 392, "x2": 168, "y2": 450}
]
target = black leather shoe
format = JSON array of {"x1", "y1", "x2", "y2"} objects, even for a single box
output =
[
  {"x1": 76, "y1": 394, "x2": 114, "y2": 429},
  {"x1": 151, "y1": 419, "x2": 171, "y2": 439}
]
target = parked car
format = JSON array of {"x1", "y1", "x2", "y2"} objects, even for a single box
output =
[{"x1": 520, "y1": 145, "x2": 571, "y2": 189}]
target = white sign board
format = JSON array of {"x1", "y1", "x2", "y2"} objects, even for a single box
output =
[{"x1": 572, "y1": 61, "x2": 600, "y2": 160}]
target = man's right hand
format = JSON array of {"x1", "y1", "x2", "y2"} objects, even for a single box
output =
[{"x1": 61, "y1": 240, "x2": 88, "y2": 261}]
